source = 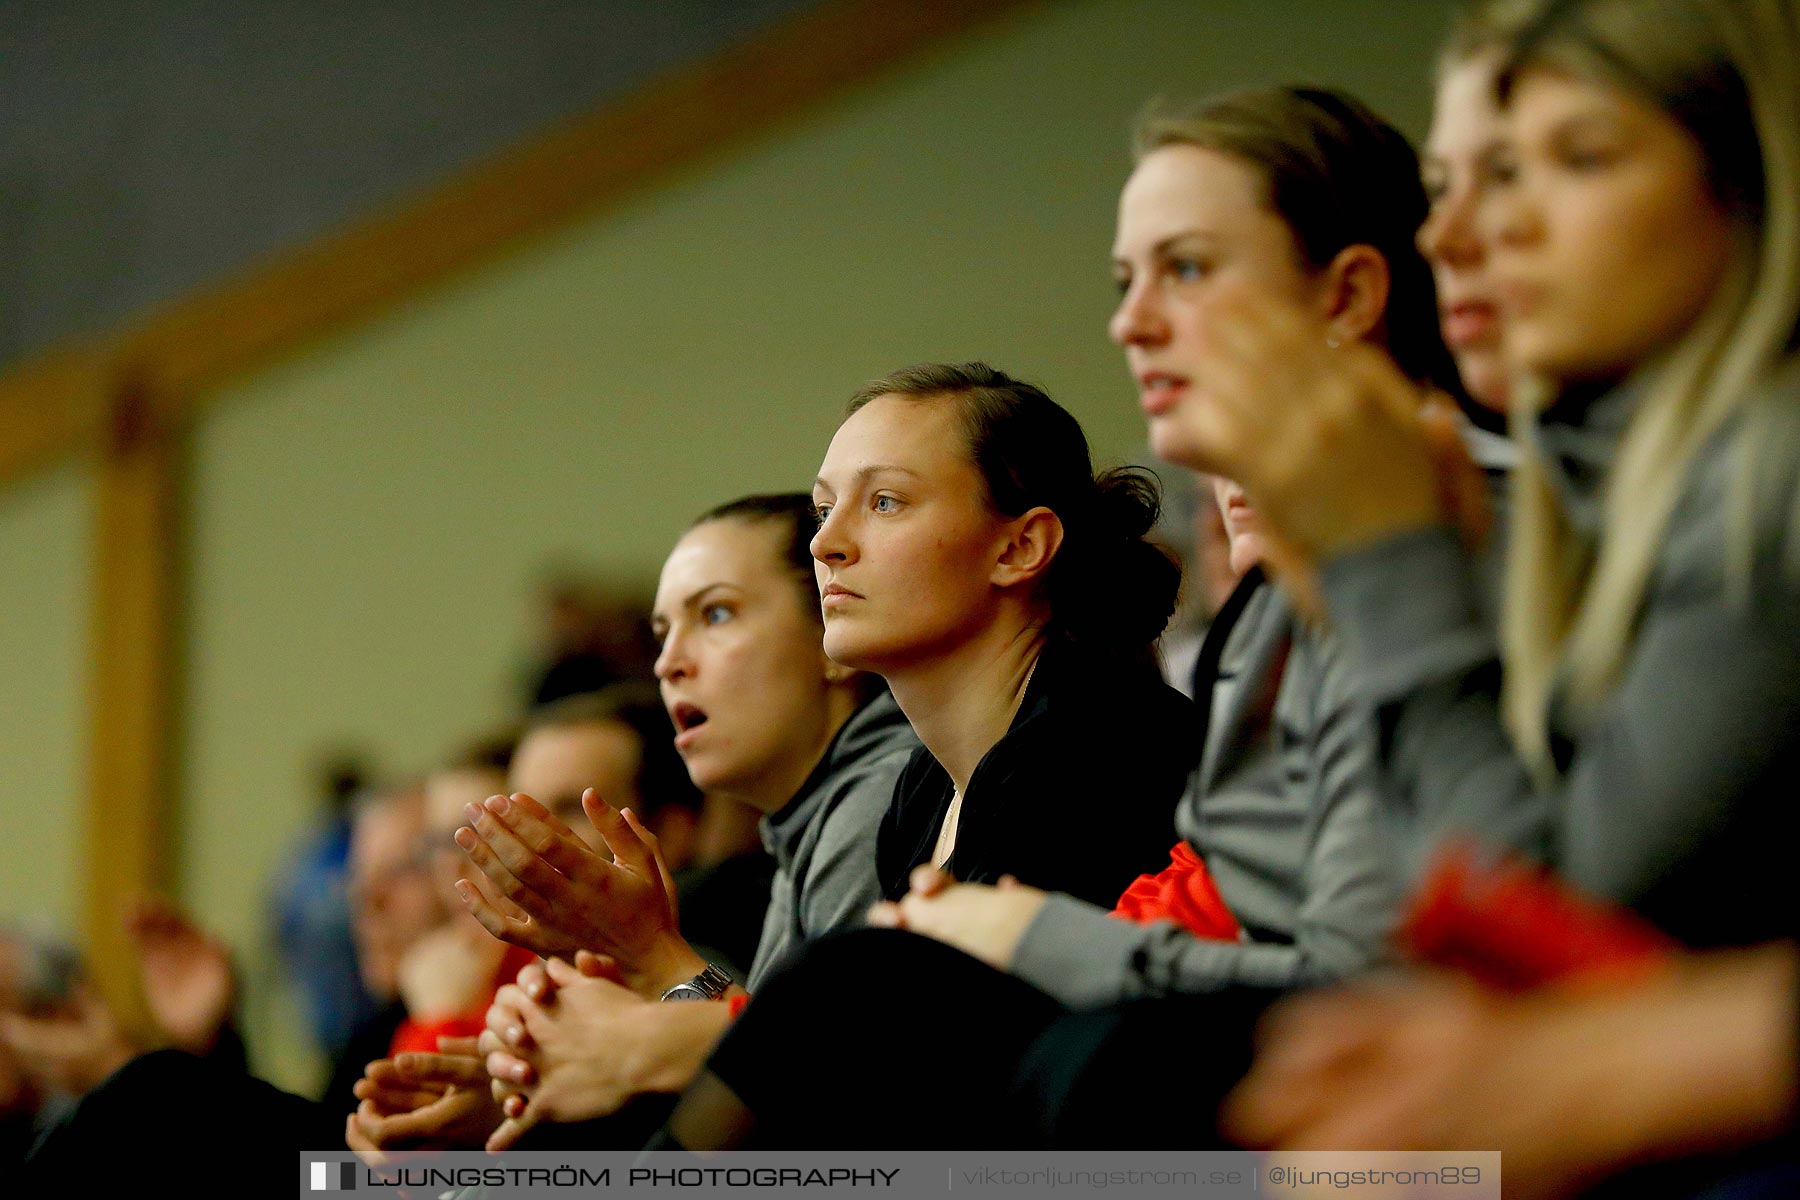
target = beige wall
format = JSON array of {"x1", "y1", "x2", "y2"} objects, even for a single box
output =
[
  {"x1": 2, "y1": 0, "x2": 1450, "y2": 1087},
  {"x1": 0, "y1": 460, "x2": 90, "y2": 932}
]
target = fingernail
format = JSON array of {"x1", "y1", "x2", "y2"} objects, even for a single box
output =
[
  {"x1": 464, "y1": 802, "x2": 484, "y2": 823},
  {"x1": 511, "y1": 1063, "x2": 530, "y2": 1082},
  {"x1": 506, "y1": 1025, "x2": 524, "y2": 1045},
  {"x1": 487, "y1": 795, "x2": 511, "y2": 815},
  {"x1": 453, "y1": 828, "x2": 476, "y2": 851}
]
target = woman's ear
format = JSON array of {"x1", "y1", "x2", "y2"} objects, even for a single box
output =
[
  {"x1": 1319, "y1": 243, "x2": 1391, "y2": 346},
  {"x1": 991, "y1": 507, "x2": 1064, "y2": 590}
]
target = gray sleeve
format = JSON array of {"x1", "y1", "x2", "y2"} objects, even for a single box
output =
[
  {"x1": 1011, "y1": 895, "x2": 1307, "y2": 1007},
  {"x1": 1319, "y1": 526, "x2": 1551, "y2": 876},
  {"x1": 1319, "y1": 501, "x2": 1800, "y2": 908},
  {"x1": 1008, "y1": 640, "x2": 1401, "y2": 1007}
]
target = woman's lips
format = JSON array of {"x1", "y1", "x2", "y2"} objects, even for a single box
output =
[
  {"x1": 1442, "y1": 301, "x2": 1500, "y2": 348},
  {"x1": 1138, "y1": 374, "x2": 1189, "y2": 416},
  {"x1": 820, "y1": 583, "x2": 862, "y2": 609}
]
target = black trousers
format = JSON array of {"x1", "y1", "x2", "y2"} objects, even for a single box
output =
[{"x1": 701, "y1": 928, "x2": 1276, "y2": 1149}]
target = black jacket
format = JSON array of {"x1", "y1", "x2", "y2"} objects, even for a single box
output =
[{"x1": 876, "y1": 641, "x2": 1192, "y2": 906}]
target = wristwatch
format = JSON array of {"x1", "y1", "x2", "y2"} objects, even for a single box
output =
[{"x1": 660, "y1": 963, "x2": 734, "y2": 1001}]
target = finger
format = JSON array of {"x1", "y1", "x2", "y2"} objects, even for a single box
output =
[
  {"x1": 486, "y1": 1109, "x2": 538, "y2": 1155},
  {"x1": 867, "y1": 901, "x2": 904, "y2": 929},
  {"x1": 481, "y1": 793, "x2": 597, "y2": 883},
  {"x1": 366, "y1": 1058, "x2": 445, "y2": 1088},
  {"x1": 501, "y1": 790, "x2": 580, "y2": 839},
  {"x1": 504, "y1": 1093, "x2": 527, "y2": 1118},
  {"x1": 573, "y1": 950, "x2": 623, "y2": 981},
  {"x1": 618, "y1": 805, "x2": 680, "y2": 922},
  {"x1": 345, "y1": 1112, "x2": 387, "y2": 1165},
  {"x1": 485, "y1": 999, "x2": 533, "y2": 1050},
  {"x1": 394, "y1": 1051, "x2": 489, "y2": 1089},
  {"x1": 371, "y1": 1100, "x2": 464, "y2": 1148},
  {"x1": 455, "y1": 805, "x2": 564, "y2": 910},
  {"x1": 452, "y1": 868, "x2": 538, "y2": 947},
  {"x1": 908, "y1": 864, "x2": 954, "y2": 898},
  {"x1": 583, "y1": 793, "x2": 652, "y2": 878},
  {"x1": 437, "y1": 1035, "x2": 479, "y2": 1058},
  {"x1": 516, "y1": 961, "x2": 553, "y2": 1004},
  {"x1": 542, "y1": 955, "x2": 583, "y2": 989},
  {"x1": 542, "y1": 954, "x2": 613, "y2": 993},
  {"x1": 459, "y1": 867, "x2": 536, "y2": 925},
  {"x1": 355, "y1": 1080, "x2": 445, "y2": 1115},
  {"x1": 485, "y1": 1048, "x2": 536, "y2": 1087}
]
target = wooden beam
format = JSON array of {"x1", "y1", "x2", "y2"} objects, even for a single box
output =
[
  {"x1": 0, "y1": 0, "x2": 1035, "y2": 489},
  {"x1": 0, "y1": 348, "x2": 109, "y2": 486},
  {"x1": 82, "y1": 378, "x2": 181, "y2": 1031}
]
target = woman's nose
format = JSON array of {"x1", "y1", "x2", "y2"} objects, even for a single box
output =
[
  {"x1": 1420, "y1": 184, "x2": 1484, "y2": 268},
  {"x1": 654, "y1": 629, "x2": 691, "y2": 681},
  {"x1": 811, "y1": 509, "x2": 852, "y2": 565},
  {"x1": 1109, "y1": 278, "x2": 1167, "y2": 347}
]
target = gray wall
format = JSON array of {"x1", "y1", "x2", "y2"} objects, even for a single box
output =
[{"x1": 0, "y1": 0, "x2": 820, "y2": 364}]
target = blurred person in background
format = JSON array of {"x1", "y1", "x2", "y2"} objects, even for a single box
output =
[{"x1": 271, "y1": 754, "x2": 376, "y2": 1067}]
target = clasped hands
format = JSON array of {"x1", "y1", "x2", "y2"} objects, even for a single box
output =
[{"x1": 349, "y1": 952, "x2": 727, "y2": 1157}]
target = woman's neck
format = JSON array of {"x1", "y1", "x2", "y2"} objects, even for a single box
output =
[{"x1": 885, "y1": 623, "x2": 1046, "y2": 796}]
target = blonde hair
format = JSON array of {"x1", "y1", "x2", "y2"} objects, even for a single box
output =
[{"x1": 1497, "y1": 0, "x2": 1800, "y2": 776}]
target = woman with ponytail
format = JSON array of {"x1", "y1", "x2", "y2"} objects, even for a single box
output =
[{"x1": 810, "y1": 361, "x2": 1191, "y2": 906}]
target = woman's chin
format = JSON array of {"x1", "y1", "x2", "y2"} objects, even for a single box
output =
[
  {"x1": 1147, "y1": 416, "x2": 1205, "y2": 470},
  {"x1": 1228, "y1": 532, "x2": 1266, "y2": 579}
]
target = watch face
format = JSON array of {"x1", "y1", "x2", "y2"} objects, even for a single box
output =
[{"x1": 664, "y1": 984, "x2": 706, "y2": 1001}]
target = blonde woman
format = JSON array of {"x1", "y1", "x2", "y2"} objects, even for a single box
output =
[{"x1": 1172, "y1": 0, "x2": 1800, "y2": 947}]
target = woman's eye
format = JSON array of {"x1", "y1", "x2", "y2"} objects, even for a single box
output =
[
  {"x1": 1169, "y1": 258, "x2": 1211, "y2": 282},
  {"x1": 871, "y1": 495, "x2": 899, "y2": 514},
  {"x1": 1557, "y1": 144, "x2": 1618, "y2": 171},
  {"x1": 812, "y1": 503, "x2": 832, "y2": 526},
  {"x1": 702, "y1": 603, "x2": 732, "y2": 626},
  {"x1": 1479, "y1": 148, "x2": 1520, "y2": 189},
  {"x1": 1112, "y1": 271, "x2": 1132, "y2": 296}
]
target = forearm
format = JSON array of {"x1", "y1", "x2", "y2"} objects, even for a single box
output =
[
  {"x1": 1012, "y1": 894, "x2": 1305, "y2": 1006},
  {"x1": 631, "y1": 1002, "x2": 738, "y2": 1096},
  {"x1": 625, "y1": 933, "x2": 714, "y2": 1000},
  {"x1": 1611, "y1": 945, "x2": 1798, "y2": 1162}
]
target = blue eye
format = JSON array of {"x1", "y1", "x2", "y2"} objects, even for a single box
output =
[
  {"x1": 1170, "y1": 258, "x2": 1211, "y2": 282},
  {"x1": 812, "y1": 503, "x2": 832, "y2": 526},
  {"x1": 872, "y1": 495, "x2": 898, "y2": 514},
  {"x1": 702, "y1": 603, "x2": 732, "y2": 626}
]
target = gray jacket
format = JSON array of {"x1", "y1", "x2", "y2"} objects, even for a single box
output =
[
  {"x1": 1318, "y1": 378, "x2": 1800, "y2": 946},
  {"x1": 1010, "y1": 578, "x2": 1405, "y2": 1007},
  {"x1": 746, "y1": 690, "x2": 919, "y2": 991}
]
